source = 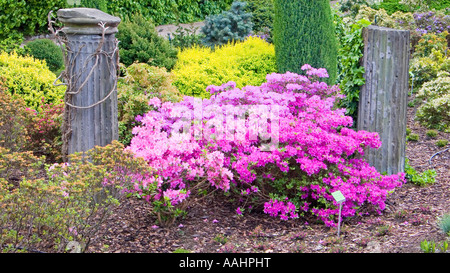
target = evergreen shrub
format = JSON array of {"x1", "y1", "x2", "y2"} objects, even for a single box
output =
[
  {"x1": 245, "y1": 0, "x2": 274, "y2": 42},
  {"x1": 0, "y1": 33, "x2": 25, "y2": 54},
  {"x1": 201, "y1": 1, "x2": 253, "y2": 49},
  {"x1": 24, "y1": 39, "x2": 64, "y2": 74},
  {"x1": 75, "y1": 0, "x2": 108, "y2": 12},
  {"x1": 273, "y1": 0, "x2": 338, "y2": 84},
  {"x1": 116, "y1": 14, "x2": 178, "y2": 70},
  {"x1": 378, "y1": 0, "x2": 409, "y2": 14}
]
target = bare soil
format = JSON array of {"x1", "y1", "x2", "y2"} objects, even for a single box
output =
[{"x1": 86, "y1": 93, "x2": 450, "y2": 254}]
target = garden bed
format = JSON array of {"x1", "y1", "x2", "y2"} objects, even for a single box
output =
[{"x1": 86, "y1": 93, "x2": 450, "y2": 253}]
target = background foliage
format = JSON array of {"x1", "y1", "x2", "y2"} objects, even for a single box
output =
[
  {"x1": 104, "y1": 0, "x2": 233, "y2": 26},
  {"x1": 245, "y1": 0, "x2": 274, "y2": 41},
  {"x1": 0, "y1": 0, "x2": 67, "y2": 41}
]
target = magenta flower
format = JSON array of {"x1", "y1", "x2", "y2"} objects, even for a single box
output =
[{"x1": 236, "y1": 207, "x2": 243, "y2": 215}]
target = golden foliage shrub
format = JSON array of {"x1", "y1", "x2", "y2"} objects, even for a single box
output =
[
  {"x1": 172, "y1": 36, "x2": 277, "y2": 98},
  {"x1": 0, "y1": 51, "x2": 66, "y2": 110}
]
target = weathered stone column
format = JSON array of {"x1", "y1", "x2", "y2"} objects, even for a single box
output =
[
  {"x1": 57, "y1": 8, "x2": 121, "y2": 156},
  {"x1": 357, "y1": 26, "x2": 410, "y2": 175}
]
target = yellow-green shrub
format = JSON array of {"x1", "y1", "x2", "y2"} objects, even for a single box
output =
[
  {"x1": 0, "y1": 51, "x2": 66, "y2": 110},
  {"x1": 409, "y1": 49, "x2": 450, "y2": 88},
  {"x1": 172, "y1": 36, "x2": 276, "y2": 98},
  {"x1": 416, "y1": 72, "x2": 450, "y2": 131}
]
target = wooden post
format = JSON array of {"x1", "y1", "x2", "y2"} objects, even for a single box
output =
[
  {"x1": 357, "y1": 25, "x2": 410, "y2": 175},
  {"x1": 57, "y1": 8, "x2": 121, "y2": 157}
]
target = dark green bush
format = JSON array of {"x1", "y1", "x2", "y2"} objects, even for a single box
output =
[
  {"x1": 245, "y1": 0, "x2": 274, "y2": 40},
  {"x1": 24, "y1": 39, "x2": 64, "y2": 74},
  {"x1": 116, "y1": 14, "x2": 178, "y2": 70},
  {"x1": 201, "y1": 1, "x2": 253, "y2": 49},
  {"x1": 273, "y1": 0, "x2": 338, "y2": 84}
]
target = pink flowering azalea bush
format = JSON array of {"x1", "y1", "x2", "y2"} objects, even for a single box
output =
[{"x1": 127, "y1": 64, "x2": 405, "y2": 227}]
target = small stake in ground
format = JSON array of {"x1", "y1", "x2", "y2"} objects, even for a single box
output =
[{"x1": 331, "y1": 190, "x2": 346, "y2": 237}]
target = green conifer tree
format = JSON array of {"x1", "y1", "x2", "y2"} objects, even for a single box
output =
[{"x1": 273, "y1": 0, "x2": 338, "y2": 84}]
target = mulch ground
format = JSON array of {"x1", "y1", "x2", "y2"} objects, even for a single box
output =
[{"x1": 86, "y1": 93, "x2": 450, "y2": 254}]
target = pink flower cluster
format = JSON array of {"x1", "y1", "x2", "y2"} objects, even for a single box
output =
[
  {"x1": 264, "y1": 198, "x2": 299, "y2": 220},
  {"x1": 126, "y1": 65, "x2": 406, "y2": 226}
]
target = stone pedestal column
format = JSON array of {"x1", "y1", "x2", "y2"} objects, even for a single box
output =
[{"x1": 57, "y1": 8, "x2": 121, "y2": 156}]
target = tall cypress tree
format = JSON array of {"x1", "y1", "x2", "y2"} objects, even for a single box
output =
[{"x1": 273, "y1": 0, "x2": 338, "y2": 84}]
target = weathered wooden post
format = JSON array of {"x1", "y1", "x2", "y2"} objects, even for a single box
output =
[
  {"x1": 357, "y1": 26, "x2": 410, "y2": 175},
  {"x1": 56, "y1": 8, "x2": 121, "y2": 157}
]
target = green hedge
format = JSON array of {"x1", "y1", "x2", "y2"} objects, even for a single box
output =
[
  {"x1": 0, "y1": 0, "x2": 67, "y2": 40},
  {"x1": 105, "y1": 0, "x2": 234, "y2": 26}
]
